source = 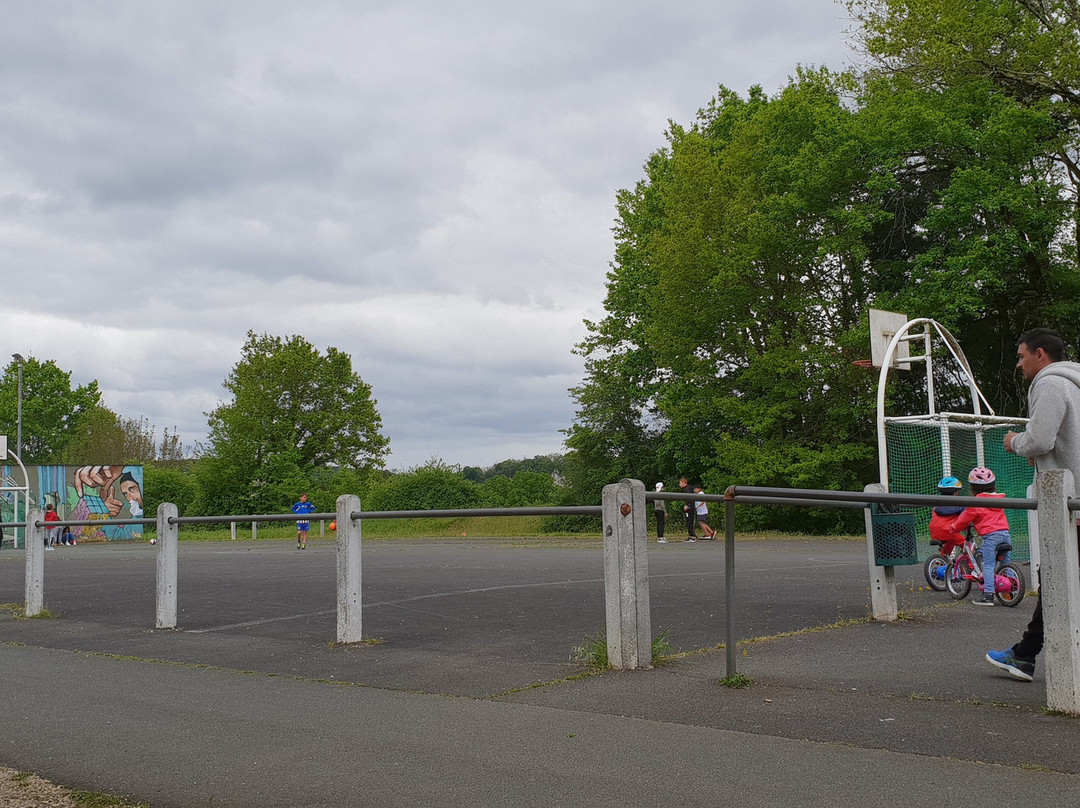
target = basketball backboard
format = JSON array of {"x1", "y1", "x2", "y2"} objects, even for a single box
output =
[{"x1": 869, "y1": 308, "x2": 910, "y2": 370}]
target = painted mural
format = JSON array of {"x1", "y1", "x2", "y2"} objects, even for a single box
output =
[{"x1": 1, "y1": 464, "x2": 144, "y2": 542}]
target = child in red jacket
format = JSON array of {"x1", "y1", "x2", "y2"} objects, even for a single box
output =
[
  {"x1": 929, "y1": 476, "x2": 966, "y2": 557},
  {"x1": 952, "y1": 467, "x2": 1011, "y2": 607},
  {"x1": 43, "y1": 503, "x2": 61, "y2": 550}
]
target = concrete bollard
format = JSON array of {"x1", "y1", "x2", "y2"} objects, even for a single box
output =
[
  {"x1": 336, "y1": 494, "x2": 362, "y2": 644},
  {"x1": 1036, "y1": 470, "x2": 1080, "y2": 714},
  {"x1": 863, "y1": 483, "x2": 899, "y2": 621},
  {"x1": 156, "y1": 502, "x2": 179, "y2": 629},
  {"x1": 24, "y1": 507, "x2": 44, "y2": 616},
  {"x1": 602, "y1": 478, "x2": 651, "y2": 669}
]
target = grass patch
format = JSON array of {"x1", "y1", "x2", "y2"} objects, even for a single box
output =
[
  {"x1": 720, "y1": 672, "x2": 753, "y2": 688},
  {"x1": 0, "y1": 602, "x2": 57, "y2": 619},
  {"x1": 69, "y1": 789, "x2": 150, "y2": 807},
  {"x1": 571, "y1": 627, "x2": 676, "y2": 670},
  {"x1": 327, "y1": 637, "x2": 385, "y2": 647}
]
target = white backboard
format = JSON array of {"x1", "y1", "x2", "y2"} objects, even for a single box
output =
[{"x1": 869, "y1": 308, "x2": 910, "y2": 370}]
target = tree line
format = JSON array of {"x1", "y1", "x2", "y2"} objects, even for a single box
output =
[{"x1": 0, "y1": 336, "x2": 568, "y2": 521}]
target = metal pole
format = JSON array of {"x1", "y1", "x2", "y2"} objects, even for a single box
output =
[
  {"x1": 12, "y1": 353, "x2": 23, "y2": 459},
  {"x1": 725, "y1": 498, "x2": 736, "y2": 678}
]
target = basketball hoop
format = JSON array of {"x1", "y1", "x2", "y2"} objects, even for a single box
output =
[{"x1": 852, "y1": 359, "x2": 875, "y2": 368}]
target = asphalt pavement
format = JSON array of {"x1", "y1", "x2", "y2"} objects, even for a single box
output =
[{"x1": 1, "y1": 536, "x2": 1077, "y2": 807}]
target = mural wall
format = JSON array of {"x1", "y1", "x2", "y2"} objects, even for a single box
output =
[{"x1": 1, "y1": 464, "x2": 145, "y2": 542}]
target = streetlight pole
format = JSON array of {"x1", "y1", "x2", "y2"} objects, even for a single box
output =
[
  {"x1": 11, "y1": 353, "x2": 23, "y2": 459},
  {"x1": 9, "y1": 353, "x2": 26, "y2": 549}
]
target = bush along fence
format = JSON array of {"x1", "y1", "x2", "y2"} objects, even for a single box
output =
[{"x1": 13, "y1": 472, "x2": 1080, "y2": 714}]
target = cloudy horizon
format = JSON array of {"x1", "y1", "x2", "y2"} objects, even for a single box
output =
[{"x1": 1, "y1": 1, "x2": 857, "y2": 470}]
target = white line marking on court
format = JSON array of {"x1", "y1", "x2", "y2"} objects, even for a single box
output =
[{"x1": 184, "y1": 560, "x2": 860, "y2": 634}]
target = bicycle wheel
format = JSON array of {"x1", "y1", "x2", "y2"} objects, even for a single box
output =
[
  {"x1": 994, "y1": 562, "x2": 1027, "y2": 607},
  {"x1": 946, "y1": 557, "x2": 973, "y2": 600},
  {"x1": 923, "y1": 554, "x2": 949, "y2": 592}
]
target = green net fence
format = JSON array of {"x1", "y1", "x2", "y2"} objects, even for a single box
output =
[{"x1": 885, "y1": 416, "x2": 1034, "y2": 561}]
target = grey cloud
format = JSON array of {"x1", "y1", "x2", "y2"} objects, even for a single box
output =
[{"x1": 1, "y1": 0, "x2": 854, "y2": 468}]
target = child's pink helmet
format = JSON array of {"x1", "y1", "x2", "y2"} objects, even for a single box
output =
[{"x1": 968, "y1": 467, "x2": 996, "y2": 485}]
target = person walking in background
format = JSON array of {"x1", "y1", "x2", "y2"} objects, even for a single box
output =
[
  {"x1": 654, "y1": 482, "x2": 668, "y2": 543},
  {"x1": 43, "y1": 503, "x2": 60, "y2": 550},
  {"x1": 680, "y1": 477, "x2": 696, "y2": 542},
  {"x1": 693, "y1": 484, "x2": 717, "y2": 539},
  {"x1": 987, "y1": 328, "x2": 1080, "y2": 681},
  {"x1": 291, "y1": 493, "x2": 316, "y2": 550}
]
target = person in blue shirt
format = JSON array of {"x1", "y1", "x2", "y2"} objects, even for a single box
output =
[{"x1": 291, "y1": 493, "x2": 316, "y2": 550}]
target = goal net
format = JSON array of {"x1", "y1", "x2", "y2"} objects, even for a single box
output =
[{"x1": 885, "y1": 413, "x2": 1034, "y2": 559}]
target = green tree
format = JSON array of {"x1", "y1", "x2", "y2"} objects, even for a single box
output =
[
  {"x1": 568, "y1": 72, "x2": 880, "y2": 527},
  {"x1": 64, "y1": 411, "x2": 188, "y2": 466},
  {"x1": 848, "y1": 0, "x2": 1079, "y2": 248},
  {"x1": 366, "y1": 459, "x2": 481, "y2": 511},
  {"x1": 143, "y1": 464, "x2": 200, "y2": 518},
  {"x1": 848, "y1": 1, "x2": 1080, "y2": 412},
  {"x1": 202, "y1": 332, "x2": 389, "y2": 514},
  {"x1": 0, "y1": 357, "x2": 101, "y2": 463},
  {"x1": 568, "y1": 58, "x2": 1077, "y2": 529}
]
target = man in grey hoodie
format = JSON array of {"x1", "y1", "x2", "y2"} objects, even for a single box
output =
[{"x1": 987, "y1": 328, "x2": 1080, "y2": 682}]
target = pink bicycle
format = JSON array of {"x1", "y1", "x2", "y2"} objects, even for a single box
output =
[{"x1": 944, "y1": 533, "x2": 1026, "y2": 607}]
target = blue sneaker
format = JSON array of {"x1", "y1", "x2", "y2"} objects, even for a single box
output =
[{"x1": 986, "y1": 648, "x2": 1035, "y2": 682}]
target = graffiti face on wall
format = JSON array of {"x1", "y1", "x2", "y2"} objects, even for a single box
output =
[{"x1": 2, "y1": 464, "x2": 145, "y2": 542}]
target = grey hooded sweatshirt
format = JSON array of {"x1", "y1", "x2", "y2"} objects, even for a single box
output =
[{"x1": 1010, "y1": 361, "x2": 1080, "y2": 497}]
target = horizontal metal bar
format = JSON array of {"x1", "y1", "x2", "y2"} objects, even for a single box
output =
[
  {"x1": 172, "y1": 513, "x2": 337, "y2": 525},
  {"x1": 171, "y1": 505, "x2": 602, "y2": 526},
  {"x1": 648, "y1": 492, "x2": 724, "y2": 503},
  {"x1": 731, "y1": 496, "x2": 867, "y2": 510},
  {"x1": 348, "y1": 506, "x2": 602, "y2": 521},
  {"x1": 3, "y1": 518, "x2": 157, "y2": 529},
  {"x1": 726, "y1": 485, "x2": 1040, "y2": 511}
]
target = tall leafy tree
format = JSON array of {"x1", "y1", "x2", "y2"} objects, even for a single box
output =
[
  {"x1": 847, "y1": 0, "x2": 1079, "y2": 255},
  {"x1": 569, "y1": 72, "x2": 881, "y2": 522},
  {"x1": 848, "y1": 0, "x2": 1080, "y2": 410},
  {"x1": 63, "y1": 410, "x2": 187, "y2": 466},
  {"x1": 202, "y1": 331, "x2": 389, "y2": 514},
  {"x1": 568, "y1": 54, "x2": 1078, "y2": 529},
  {"x1": 0, "y1": 357, "x2": 101, "y2": 463}
]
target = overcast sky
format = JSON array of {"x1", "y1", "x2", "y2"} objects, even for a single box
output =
[{"x1": 1, "y1": 1, "x2": 857, "y2": 470}]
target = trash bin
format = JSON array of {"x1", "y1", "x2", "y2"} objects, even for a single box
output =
[{"x1": 870, "y1": 504, "x2": 918, "y2": 566}]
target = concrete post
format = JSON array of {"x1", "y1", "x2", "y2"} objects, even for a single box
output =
[
  {"x1": 602, "y1": 479, "x2": 651, "y2": 669},
  {"x1": 252, "y1": 520, "x2": 258, "y2": 540},
  {"x1": 1035, "y1": 470, "x2": 1080, "y2": 714},
  {"x1": 24, "y1": 507, "x2": 44, "y2": 616},
  {"x1": 336, "y1": 494, "x2": 362, "y2": 644},
  {"x1": 156, "y1": 503, "x2": 179, "y2": 629},
  {"x1": 231, "y1": 521, "x2": 237, "y2": 541},
  {"x1": 863, "y1": 483, "x2": 899, "y2": 621}
]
